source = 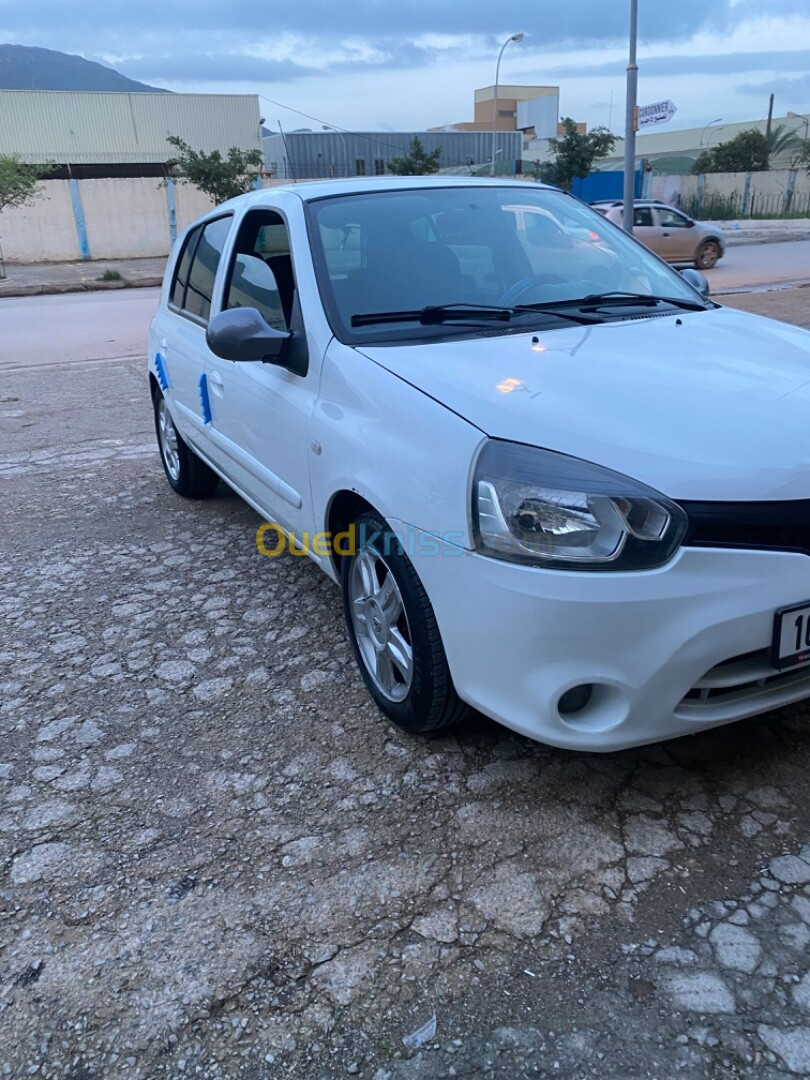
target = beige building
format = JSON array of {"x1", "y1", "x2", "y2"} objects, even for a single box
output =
[{"x1": 431, "y1": 85, "x2": 583, "y2": 145}]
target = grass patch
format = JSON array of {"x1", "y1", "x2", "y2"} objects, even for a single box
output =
[{"x1": 97, "y1": 268, "x2": 123, "y2": 281}]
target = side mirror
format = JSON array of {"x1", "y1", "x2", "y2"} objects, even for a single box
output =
[
  {"x1": 206, "y1": 307, "x2": 291, "y2": 363},
  {"x1": 686, "y1": 219, "x2": 696, "y2": 228},
  {"x1": 679, "y1": 268, "x2": 710, "y2": 297}
]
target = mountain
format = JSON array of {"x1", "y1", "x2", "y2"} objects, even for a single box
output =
[{"x1": 0, "y1": 44, "x2": 168, "y2": 92}]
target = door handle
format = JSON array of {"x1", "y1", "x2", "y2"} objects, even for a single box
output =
[
  {"x1": 208, "y1": 370, "x2": 224, "y2": 396},
  {"x1": 662, "y1": 232, "x2": 670, "y2": 237}
]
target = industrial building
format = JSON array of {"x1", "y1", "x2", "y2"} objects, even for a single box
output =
[
  {"x1": 262, "y1": 129, "x2": 523, "y2": 179},
  {"x1": 0, "y1": 90, "x2": 264, "y2": 176},
  {"x1": 602, "y1": 114, "x2": 810, "y2": 175}
]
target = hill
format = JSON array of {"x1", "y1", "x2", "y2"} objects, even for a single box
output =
[{"x1": 0, "y1": 44, "x2": 168, "y2": 92}]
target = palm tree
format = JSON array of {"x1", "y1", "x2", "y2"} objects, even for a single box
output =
[{"x1": 765, "y1": 124, "x2": 801, "y2": 165}]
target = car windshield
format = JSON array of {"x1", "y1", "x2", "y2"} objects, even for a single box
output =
[{"x1": 307, "y1": 185, "x2": 707, "y2": 343}]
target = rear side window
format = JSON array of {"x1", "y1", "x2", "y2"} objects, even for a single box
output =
[
  {"x1": 182, "y1": 216, "x2": 232, "y2": 321},
  {"x1": 633, "y1": 207, "x2": 654, "y2": 227},
  {"x1": 170, "y1": 225, "x2": 202, "y2": 308}
]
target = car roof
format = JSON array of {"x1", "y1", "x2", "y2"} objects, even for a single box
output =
[{"x1": 227, "y1": 175, "x2": 559, "y2": 208}]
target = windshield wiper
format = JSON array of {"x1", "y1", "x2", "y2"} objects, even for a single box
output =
[
  {"x1": 574, "y1": 291, "x2": 708, "y2": 312},
  {"x1": 350, "y1": 302, "x2": 601, "y2": 328},
  {"x1": 351, "y1": 304, "x2": 513, "y2": 327}
]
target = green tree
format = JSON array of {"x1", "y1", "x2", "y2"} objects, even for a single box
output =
[
  {"x1": 798, "y1": 138, "x2": 810, "y2": 175},
  {"x1": 164, "y1": 135, "x2": 264, "y2": 204},
  {"x1": 709, "y1": 129, "x2": 770, "y2": 172},
  {"x1": 387, "y1": 137, "x2": 442, "y2": 176},
  {"x1": 0, "y1": 154, "x2": 44, "y2": 213},
  {"x1": 691, "y1": 150, "x2": 714, "y2": 175},
  {"x1": 535, "y1": 118, "x2": 616, "y2": 191}
]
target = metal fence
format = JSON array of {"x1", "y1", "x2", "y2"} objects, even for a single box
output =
[{"x1": 677, "y1": 188, "x2": 810, "y2": 220}]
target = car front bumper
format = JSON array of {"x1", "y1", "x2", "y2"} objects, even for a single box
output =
[{"x1": 408, "y1": 538, "x2": 810, "y2": 751}]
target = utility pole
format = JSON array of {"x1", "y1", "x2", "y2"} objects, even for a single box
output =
[
  {"x1": 766, "y1": 93, "x2": 774, "y2": 139},
  {"x1": 622, "y1": 0, "x2": 639, "y2": 234}
]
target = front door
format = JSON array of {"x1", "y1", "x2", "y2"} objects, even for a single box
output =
[
  {"x1": 211, "y1": 208, "x2": 318, "y2": 544},
  {"x1": 654, "y1": 207, "x2": 697, "y2": 262}
]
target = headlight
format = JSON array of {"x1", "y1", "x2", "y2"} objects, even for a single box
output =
[{"x1": 472, "y1": 440, "x2": 687, "y2": 571}]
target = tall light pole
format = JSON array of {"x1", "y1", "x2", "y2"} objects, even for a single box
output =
[
  {"x1": 621, "y1": 0, "x2": 638, "y2": 234},
  {"x1": 699, "y1": 118, "x2": 723, "y2": 146},
  {"x1": 491, "y1": 32, "x2": 523, "y2": 177},
  {"x1": 788, "y1": 111, "x2": 810, "y2": 141},
  {"x1": 323, "y1": 125, "x2": 348, "y2": 177}
]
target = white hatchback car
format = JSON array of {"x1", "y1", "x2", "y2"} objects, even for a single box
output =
[{"x1": 149, "y1": 177, "x2": 810, "y2": 752}]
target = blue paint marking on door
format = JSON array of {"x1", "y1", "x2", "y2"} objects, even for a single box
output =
[
  {"x1": 165, "y1": 178, "x2": 177, "y2": 244},
  {"x1": 154, "y1": 353, "x2": 169, "y2": 390},
  {"x1": 68, "y1": 179, "x2": 90, "y2": 259},
  {"x1": 198, "y1": 372, "x2": 212, "y2": 424}
]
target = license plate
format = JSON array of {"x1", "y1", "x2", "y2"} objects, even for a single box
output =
[{"x1": 772, "y1": 601, "x2": 810, "y2": 670}]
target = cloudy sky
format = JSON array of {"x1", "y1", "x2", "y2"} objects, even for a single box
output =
[{"x1": 2, "y1": 0, "x2": 810, "y2": 136}]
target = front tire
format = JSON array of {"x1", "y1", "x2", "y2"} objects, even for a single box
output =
[
  {"x1": 341, "y1": 511, "x2": 471, "y2": 734},
  {"x1": 153, "y1": 389, "x2": 219, "y2": 499},
  {"x1": 695, "y1": 240, "x2": 720, "y2": 270}
]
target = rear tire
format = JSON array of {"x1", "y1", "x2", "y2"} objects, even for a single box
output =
[
  {"x1": 695, "y1": 240, "x2": 720, "y2": 270},
  {"x1": 341, "y1": 511, "x2": 471, "y2": 734},
  {"x1": 153, "y1": 388, "x2": 219, "y2": 499}
]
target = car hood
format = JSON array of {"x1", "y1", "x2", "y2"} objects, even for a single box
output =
[{"x1": 359, "y1": 306, "x2": 810, "y2": 501}]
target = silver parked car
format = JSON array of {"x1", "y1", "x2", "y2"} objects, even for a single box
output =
[{"x1": 592, "y1": 200, "x2": 725, "y2": 269}]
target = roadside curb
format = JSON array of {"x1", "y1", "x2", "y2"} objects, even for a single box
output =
[
  {"x1": 0, "y1": 276, "x2": 163, "y2": 298},
  {"x1": 714, "y1": 279, "x2": 810, "y2": 296},
  {"x1": 725, "y1": 234, "x2": 810, "y2": 248}
]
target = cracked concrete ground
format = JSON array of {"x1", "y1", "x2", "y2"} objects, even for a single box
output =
[{"x1": 3, "y1": 289, "x2": 810, "y2": 1078}]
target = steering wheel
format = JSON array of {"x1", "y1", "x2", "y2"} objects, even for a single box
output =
[{"x1": 499, "y1": 274, "x2": 564, "y2": 307}]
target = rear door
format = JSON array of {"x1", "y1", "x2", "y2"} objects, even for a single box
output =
[{"x1": 630, "y1": 206, "x2": 662, "y2": 256}]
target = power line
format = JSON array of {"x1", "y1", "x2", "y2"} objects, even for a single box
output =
[{"x1": 257, "y1": 93, "x2": 437, "y2": 159}]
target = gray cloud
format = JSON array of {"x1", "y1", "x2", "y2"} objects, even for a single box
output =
[
  {"x1": 1, "y1": 0, "x2": 807, "y2": 96},
  {"x1": 738, "y1": 73, "x2": 810, "y2": 103},
  {"x1": 116, "y1": 54, "x2": 319, "y2": 84},
  {"x1": 0, "y1": 0, "x2": 747, "y2": 58},
  {"x1": 542, "y1": 50, "x2": 810, "y2": 80}
]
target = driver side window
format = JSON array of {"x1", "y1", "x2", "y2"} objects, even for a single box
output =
[
  {"x1": 224, "y1": 210, "x2": 296, "y2": 331},
  {"x1": 657, "y1": 208, "x2": 690, "y2": 228},
  {"x1": 227, "y1": 255, "x2": 286, "y2": 331}
]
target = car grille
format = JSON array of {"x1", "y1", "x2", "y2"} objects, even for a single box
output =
[
  {"x1": 676, "y1": 648, "x2": 810, "y2": 721},
  {"x1": 680, "y1": 500, "x2": 810, "y2": 556}
]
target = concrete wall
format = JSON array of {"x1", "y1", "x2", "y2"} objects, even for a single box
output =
[
  {"x1": 650, "y1": 169, "x2": 810, "y2": 211},
  {"x1": 0, "y1": 177, "x2": 232, "y2": 262}
]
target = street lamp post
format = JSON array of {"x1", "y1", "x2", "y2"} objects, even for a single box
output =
[
  {"x1": 788, "y1": 111, "x2": 810, "y2": 141},
  {"x1": 699, "y1": 118, "x2": 723, "y2": 146},
  {"x1": 323, "y1": 125, "x2": 348, "y2": 177},
  {"x1": 490, "y1": 32, "x2": 523, "y2": 177},
  {"x1": 621, "y1": 0, "x2": 638, "y2": 234}
]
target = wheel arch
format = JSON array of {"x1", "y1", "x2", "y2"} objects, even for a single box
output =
[{"x1": 325, "y1": 489, "x2": 382, "y2": 578}]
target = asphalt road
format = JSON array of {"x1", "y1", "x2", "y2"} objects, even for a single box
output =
[
  {"x1": 3, "y1": 283, "x2": 810, "y2": 1080},
  {"x1": 2, "y1": 287, "x2": 160, "y2": 371},
  {"x1": 707, "y1": 238, "x2": 810, "y2": 293}
]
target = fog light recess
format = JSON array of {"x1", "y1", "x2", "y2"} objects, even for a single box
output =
[{"x1": 558, "y1": 683, "x2": 594, "y2": 716}]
